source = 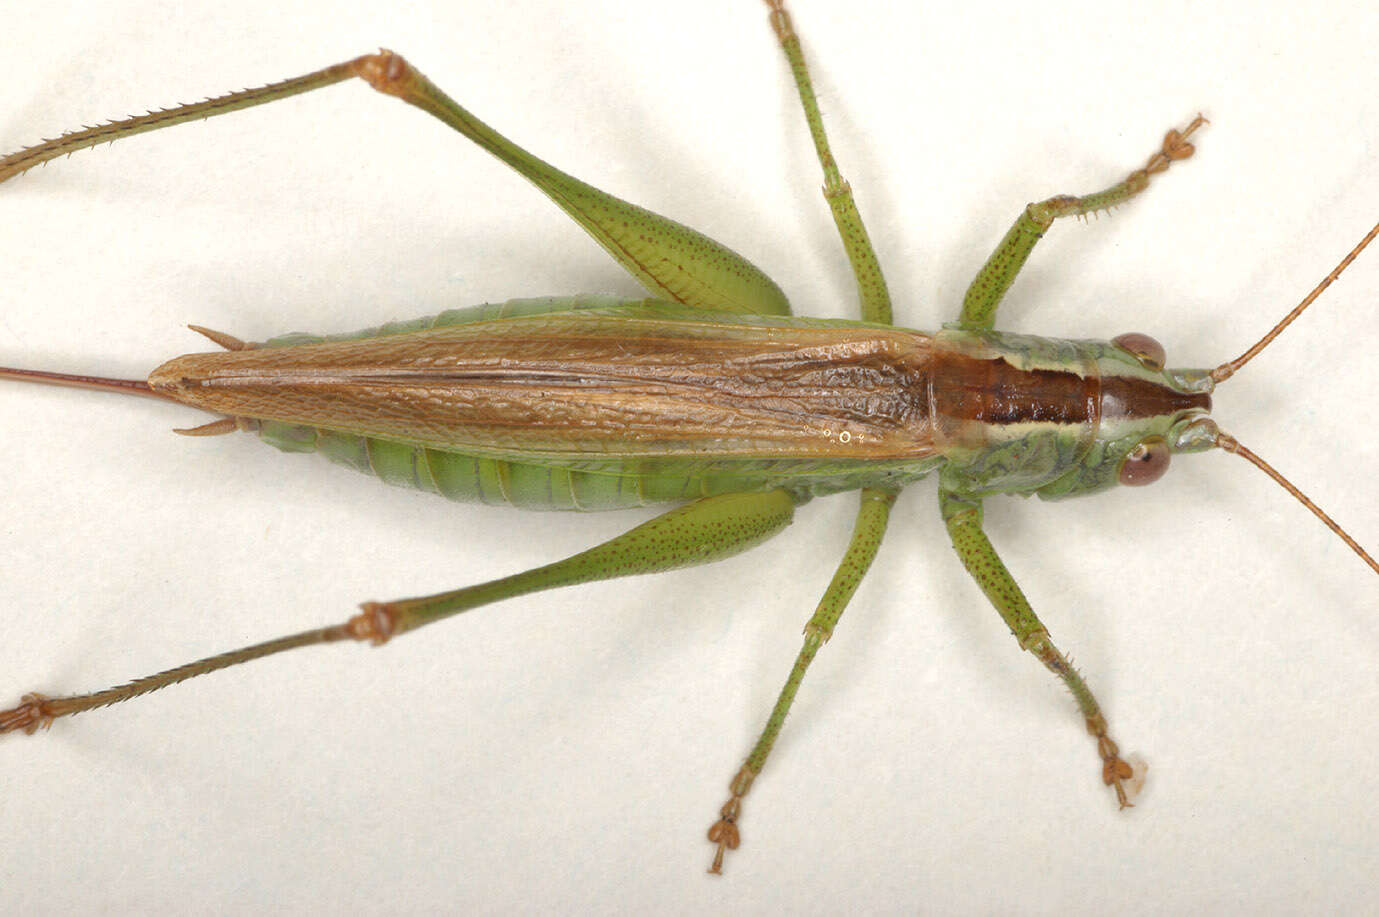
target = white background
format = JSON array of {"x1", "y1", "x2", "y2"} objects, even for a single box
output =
[{"x1": 2, "y1": 1, "x2": 1377, "y2": 912}]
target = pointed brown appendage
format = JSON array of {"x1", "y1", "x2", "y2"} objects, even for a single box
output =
[
  {"x1": 1086, "y1": 713, "x2": 1136, "y2": 809},
  {"x1": 173, "y1": 417, "x2": 240, "y2": 436},
  {"x1": 706, "y1": 764, "x2": 757, "y2": 874},
  {"x1": 175, "y1": 321, "x2": 257, "y2": 437},
  {"x1": 187, "y1": 324, "x2": 253, "y2": 352},
  {"x1": 0, "y1": 693, "x2": 57, "y2": 736}
]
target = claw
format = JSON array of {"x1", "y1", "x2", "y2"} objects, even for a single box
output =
[
  {"x1": 707, "y1": 792, "x2": 744, "y2": 874},
  {"x1": 1087, "y1": 713, "x2": 1140, "y2": 809},
  {"x1": 1144, "y1": 113, "x2": 1208, "y2": 175},
  {"x1": 706, "y1": 816, "x2": 739, "y2": 874},
  {"x1": 1103, "y1": 757, "x2": 1136, "y2": 809}
]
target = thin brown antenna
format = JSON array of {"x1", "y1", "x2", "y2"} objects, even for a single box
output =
[
  {"x1": 1216, "y1": 430, "x2": 1378, "y2": 576},
  {"x1": 0, "y1": 365, "x2": 179, "y2": 403},
  {"x1": 1213, "y1": 218, "x2": 1379, "y2": 382}
]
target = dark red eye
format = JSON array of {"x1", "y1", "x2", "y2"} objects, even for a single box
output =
[
  {"x1": 1118, "y1": 437, "x2": 1171, "y2": 486},
  {"x1": 1112, "y1": 332, "x2": 1166, "y2": 370}
]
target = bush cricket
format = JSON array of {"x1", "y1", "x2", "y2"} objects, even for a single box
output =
[{"x1": 2, "y1": 0, "x2": 1379, "y2": 904}]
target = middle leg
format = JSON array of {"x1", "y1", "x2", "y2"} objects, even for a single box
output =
[
  {"x1": 763, "y1": 0, "x2": 894, "y2": 325},
  {"x1": 707, "y1": 486, "x2": 899, "y2": 873}
]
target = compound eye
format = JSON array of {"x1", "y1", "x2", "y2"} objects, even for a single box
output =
[
  {"x1": 1112, "y1": 332, "x2": 1166, "y2": 371},
  {"x1": 1118, "y1": 437, "x2": 1171, "y2": 486}
]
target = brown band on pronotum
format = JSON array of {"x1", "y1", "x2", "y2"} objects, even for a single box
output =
[
  {"x1": 1216, "y1": 430, "x2": 1379, "y2": 576},
  {"x1": 1213, "y1": 218, "x2": 1379, "y2": 383}
]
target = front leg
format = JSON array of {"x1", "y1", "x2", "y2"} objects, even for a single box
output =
[
  {"x1": 939, "y1": 488, "x2": 1137, "y2": 806},
  {"x1": 958, "y1": 115, "x2": 1205, "y2": 331}
]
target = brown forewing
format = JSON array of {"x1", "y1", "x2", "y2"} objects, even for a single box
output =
[{"x1": 149, "y1": 316, "x2": 937, "y2": 460}]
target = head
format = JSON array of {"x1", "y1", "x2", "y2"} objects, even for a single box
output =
[
  {"x1": 1037, "y1": 214, "x2": 1379, "y2": 578},
  {"x1": 1034, "y1": 331, "x2": 1219, "y2": 500}
]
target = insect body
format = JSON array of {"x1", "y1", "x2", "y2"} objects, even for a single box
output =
[{"x1": 1, "y1": 0, "x2": 1375, "y2": 893}]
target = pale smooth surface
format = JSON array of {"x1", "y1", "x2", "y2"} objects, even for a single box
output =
[{"x1": 2, "y1": 1, "x2": 1377, "y2": 913}]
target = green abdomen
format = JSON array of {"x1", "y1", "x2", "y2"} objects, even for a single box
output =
[{"x1": 259, "y1": 419, "x2": 941, "y2": 510}]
